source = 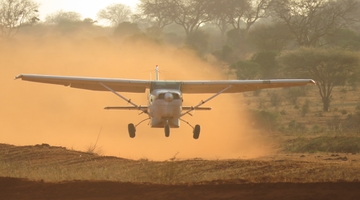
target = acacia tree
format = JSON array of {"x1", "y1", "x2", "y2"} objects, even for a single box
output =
[
  {"x1": 248, "y1": 22, "x2": 293, "y2": 52},
  {"x1": 97, "y1": 3, "x2": 132, "y2": 26},
  {"x1": 0, "y1": 0, "x2": 39, "y2": 39},
  {"x1": 206, "y1": 0, "x2": 234, "y2": 39},
  {"x1": 270, "y1": 0, "x2": 360, "y2": 47},
  {"x1": 230, "y1": 60, "x2": 261, "y2": 80},
  {"x1": 45, "y1": 10, "x2": 82, "y2": 24},
  {"x1": 242, "y1": 0, "x2": 270, "y2": 35},
  {"x1": 168, "y1": 0, "x2": 212, "y2": 36},
  {"x1": 221, "y1": 0, "x2": 270, "y2": 37},
  {"x1": 138, "y1": 0, "x2": 173, "y2": 30},
  {"x1": 278, "y1": 47, "x2": 360, "y2": 112}
]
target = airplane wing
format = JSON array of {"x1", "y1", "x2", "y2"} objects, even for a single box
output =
[
  {"x1": 104, "y1": 106, "x2": 148, "y2": 110},
  {"x1": 180, "y1": 79, "x2": 315, "y2": 93},
  {"x1": 15, "y1": 74, "x2": 315, "y2": 94},
  {"x1": 15, "y1": 74, "x2": 151, "y2": 93}
]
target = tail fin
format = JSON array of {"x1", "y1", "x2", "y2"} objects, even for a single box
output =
[{"x1": 155, "y1": 65, "x2": 159, "y2": 81}]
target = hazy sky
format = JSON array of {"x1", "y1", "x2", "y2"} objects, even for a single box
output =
[{"x1": 36, "y1": 0, "x2": 139, "y2": 20}]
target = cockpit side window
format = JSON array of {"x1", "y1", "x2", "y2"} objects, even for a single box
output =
[
  {"x1": 158, "y1": 93, "x2": 165, "y2": 99},
  {"x1": 172, "y1": 93, "x2": 180, "y2": 99}
]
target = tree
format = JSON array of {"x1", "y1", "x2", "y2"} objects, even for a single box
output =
[
  {"x1": 97, "y1": 3, "x2": 132, "y2": 26},
  {"x1": 241, "y1": 0, "x2": 270, "y2": 35},
  {"x1": 270, "y1": 0, "x2": 360, "y2": 47},
  {"x1": 278, "y1": 47, "x2": 360, "y2": 112},
  {"x1": 324, "y1": 29, "x2": 360, "y2": 51},
  {"x1": 206, "y1": 0, "x2": 234, "y2": 39},
  {"x1": 138, "y1": 0, "x2": 173, "y2": 30},
  {"x1": 212, "y1": 0, "x2": 270, "y2": 55},
  {"x1": 168, "y1": 0, "x2": 212, "y2": 36},
  {"x1": 45, "y1": 10, "x2": 82, "y2": 24},
  {"x1": 225, "y1": 0, "x2": 270, "y2": 37},
  {"x1": 248, "y1": 22, "x2": 293, "y2": 52},
  {"x1": 251, "y1": 51, "x2": 280, "y2": 79},
  {"x1": 113, "y1": 22, "x2": 141, "y2": 38},
  {"x1": 185, "y1": 29, "x2": 210, "y2": 55},
  {"x1": 0, "y1": 0, "x2": 39, "y2": 39},
  {"x1": 230, "y1": 60, "x2": 261, "y2": 79}
]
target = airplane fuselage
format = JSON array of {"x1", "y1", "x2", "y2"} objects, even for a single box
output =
[{"x1": 148, "y1": 89, "x2": 182, "y2": 128}]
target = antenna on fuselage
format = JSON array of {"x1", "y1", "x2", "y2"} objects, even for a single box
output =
[{"x1": 155, "y1": 65, "x2": 159, "y2": 81}]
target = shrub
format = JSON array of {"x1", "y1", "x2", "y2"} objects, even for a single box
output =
[
  {"x1": 284, "y1": 87, "x2": 307, "y2": 105},
  {"x1": 311, "y1": 125, "x2": 326, "y2": 134},
  {"x1": 301, "y1": 100, "x2": 310, "y2": 117},
  {"x1": 288, "y1": 120, "x2": 308, "y2": 133},
  {"x1": 327, "y1": 115, "x2": 342, "y2": 132},
  {"x1": 269, "y1": 92, "x2": 282, "y2": 107},
  {"x1": 340, "y1": 109, "x2": 348, "y2": 115},
  {"x1": 343, "y1": 112, "x2": 360, "y2": 134},
  {"x1": 248, "y1": 110, "x2": 280, "y2": 132}
]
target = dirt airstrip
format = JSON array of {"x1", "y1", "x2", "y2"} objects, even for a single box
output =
[{"x1": 1, "y1": 143, "x2": 360, "y2": 200}]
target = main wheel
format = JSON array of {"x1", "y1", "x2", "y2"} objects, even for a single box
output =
[
  {"x1": 193, "y1": 125, "x2": 200, "y2": 139},
  {"x1": 165, "y1": 124, "x2": 170, "y2": 137},
  {"x1": 128, "y1": 123, "x2": 136, "y2": 138}
]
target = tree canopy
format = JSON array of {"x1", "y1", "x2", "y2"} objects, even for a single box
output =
[
  {"x1": 0, "y1": 0, "x2": 39, "y2": 39},
  {"x1": 270, "y1": 0, "x2": 360, "y2": 47},
  {"x1": 45, "y1": 10, "x2": 82, "y2": 24},
  {"x1": 97, "y1": 3, "x2": 132, "y2": 26},
  {"x1": 278, "y1": 47, "x2": 360, "y2": 112}
]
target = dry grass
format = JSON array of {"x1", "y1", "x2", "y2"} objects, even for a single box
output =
[
  {"x1": 1, "y1": 143, "x2": 359, "y2": 184},
  {"x1": 240, "y1": 86, "x2": 360, "y2": 132}
]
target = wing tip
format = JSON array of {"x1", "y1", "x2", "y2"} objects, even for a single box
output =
[{"x1": 14, "y1": 74, "x2": 23, "y2": 80}]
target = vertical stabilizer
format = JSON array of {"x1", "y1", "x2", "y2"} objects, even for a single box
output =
[{"x1": 155, "y1": 65, "x2": 159, "y2": 81}]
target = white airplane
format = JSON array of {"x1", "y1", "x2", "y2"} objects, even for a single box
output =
[{"x1": 15, "y1": 66, "x2": 315, "y2": 139}]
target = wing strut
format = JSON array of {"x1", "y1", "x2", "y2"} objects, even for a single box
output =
[
  {"x1": 180, "y1": 85, "x2": 232, "y2": 117},
  {"x1": 99, "y1": 82, "x2": 150, "y2": 116}
]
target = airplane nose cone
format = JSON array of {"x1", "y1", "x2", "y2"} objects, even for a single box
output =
[{"x1": 164, "y1": 92, "x2": 173, "y2": 102}]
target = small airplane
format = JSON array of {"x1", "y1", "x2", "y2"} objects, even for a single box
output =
[{"x1": 15, "y1": 66, "x2": 315, "y2": 139}]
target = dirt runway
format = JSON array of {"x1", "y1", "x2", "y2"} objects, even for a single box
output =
[
  {"x1": 1, "y1": 177, "x2": 360, "y2": 200},
  {"x1": 1, "y1": 143, "x2": 360, "y2": 200}
]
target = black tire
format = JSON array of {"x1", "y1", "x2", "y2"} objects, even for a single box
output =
[
  {"x1": 165, "y1": 124, "x2": 170, "y2": 137},
  {"x1": 128, "y1": 123, "x2": 136, "y2": 138},
  {"x1": 193, "y1": 125, "x2": 200, "y2": 139}
]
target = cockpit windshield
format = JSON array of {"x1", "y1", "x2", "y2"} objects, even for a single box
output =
[
  {"x1": 157, "y1": 92, "x2": 181, "y2": 99},
  {"x1": 150, "y1": 81, "x2": 181, "y2": 91}
]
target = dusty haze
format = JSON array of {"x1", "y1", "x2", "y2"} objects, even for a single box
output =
[{"x1": 1, "y1": 35, "x2": 275, "y2": 160}]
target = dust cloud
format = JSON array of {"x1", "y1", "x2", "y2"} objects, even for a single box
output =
[{"x1": 0, "y1": 34, "x2": 275, "y2": 160}]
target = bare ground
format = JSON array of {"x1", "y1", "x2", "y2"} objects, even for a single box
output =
[{"x1": 1, "y1": 143, "x2": 360, "y2": 200}]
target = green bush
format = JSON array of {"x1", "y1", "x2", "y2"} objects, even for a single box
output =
[
  {"x1": 249, "y1": 110, "x2": 280, "y2": 132},
  {"x1": 288, "y1": 120, "x2": 308, "y2": 133}
]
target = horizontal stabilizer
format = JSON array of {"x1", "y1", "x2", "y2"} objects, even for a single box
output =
[
  {"x1": 104, "y1": 106, "x2": 148, "y2": 110},
  {"x1": 182, "y1": 106, "x2": 211, "y2": 111}
]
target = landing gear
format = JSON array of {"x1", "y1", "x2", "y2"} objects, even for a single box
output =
[
  {"x1": 193, "y1": 124, "x2": 200, "y2": 139},
  {"x1": 165, "y1": 124, "x2": 170, "y2": 137},
  {"x1": 128, "y1": 123, "x2": 136, "y2": 138}
]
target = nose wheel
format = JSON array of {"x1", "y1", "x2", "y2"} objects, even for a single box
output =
[{"x1": 165, "y1": 124, "x2": 170, "y2": 137}]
